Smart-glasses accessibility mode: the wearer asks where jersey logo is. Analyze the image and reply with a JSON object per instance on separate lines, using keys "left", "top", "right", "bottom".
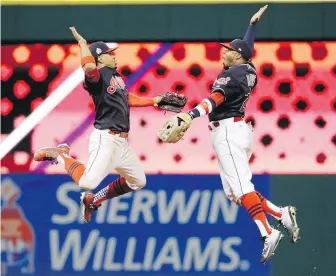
{"left": 215, "top": 77, "right": 231, "bottom": 85}
{"left": 246, "top": 74, "right": 256, "bottom": 89}
{"left": 107, "top": 77, "right": 117, "bottom": 94}
{"left": 107, "top": 76, "right": 126, "bottom": 94}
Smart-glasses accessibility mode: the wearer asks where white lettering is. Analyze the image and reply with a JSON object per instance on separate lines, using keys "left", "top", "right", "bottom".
{"left": 106, "top": 194, "right": 131, "bottom": 223}
{"left": 143, "top": 238, "right": 156, "bottom": 271}
{"left": 49, "top": 233, "right": 245, "bottom": 272}
{"left": 51, "top": 183, "right": 80, "bottom": 224}
{"left": 197, "top": 190, "right": 211, "bottom": 223}
{"left": 153, "top": 238, "right": 181, "bottom": 271}
{"left": 183, "top": 237, "right": 220, "bottom": 271}
{"left": 50, "top": 229, "right": 99, "bottom": 271}
{"left": 209, "top": 191, "right": 239, "bottom": 224}
{"left": 104, "top": 238, "right": 122, "bottom": 271}
{"left": 158, "top": 191, "right": 200, "bottom": 224}
{"left": 93, "top": 238, "right": 106, "bottom": 271}
{"left": 124, "top": 238, "right": 141, "bottom": 271}
{"left": 129, "top": 191, "right": 156, "bottom": 223}
{"left": 219, "top": 237, "right": 241, "bottom": 271}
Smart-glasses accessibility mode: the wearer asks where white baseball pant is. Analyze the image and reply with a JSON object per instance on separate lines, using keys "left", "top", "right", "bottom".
{"left": 210, "top": 118, "right": 255, "bottom": 204}
{"left": 78, "top": 128, "right": 146, "bottom": 191}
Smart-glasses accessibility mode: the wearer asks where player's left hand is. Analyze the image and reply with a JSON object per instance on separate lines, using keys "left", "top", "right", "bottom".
{"left": 250, "top": 5, "right": 268, "bottom": 25}
{"left": 157, "top": 112, "right": 192, "bottom": 143}
{"left": 69, "top": 26, "right": 86, "bottom": 43}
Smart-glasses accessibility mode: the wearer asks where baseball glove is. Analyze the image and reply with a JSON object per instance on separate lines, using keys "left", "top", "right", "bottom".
{"left": 156, "top": 92, "right": 187, "bottom": 113}
{"left": 157, "top": 113, "right": 192, "bottom": 143}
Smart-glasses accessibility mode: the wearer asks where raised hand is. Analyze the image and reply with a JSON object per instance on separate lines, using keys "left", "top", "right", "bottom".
{"left": 250, "top": 5, "right": 268, "bottom": 25}
{"left": 69, "top": 26, "right": 86, "bottom": 43}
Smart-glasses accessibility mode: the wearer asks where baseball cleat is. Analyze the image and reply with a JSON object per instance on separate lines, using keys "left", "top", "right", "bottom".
{"left": 33, "top": 143, "right": 69, "bottom": 163}
{"left": 80, "top": 192, "right": 100, "bottom": 223}
{"left": 34, "top": 144, "right": 70, "bottom": 163}
{"left": 260, "top": 228, "right": 284, "bottom": 264}
{"left": 280, "top": 206, "right": 300, "bottom": 243}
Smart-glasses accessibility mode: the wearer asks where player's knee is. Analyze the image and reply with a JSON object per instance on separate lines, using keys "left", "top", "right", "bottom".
{"left": 78, "top": 180, "right": 94, "bottom": 191}
{"left": 135, "top": 174, "right": 146, "bottom": 189}
{"left": 128, "top": 174, "right": 146, "bottom": 190}
{"left": 225, "top": 192, "right": 242, "bottom": 206}
{"left": 78, "top": 174, "right": 100, "bottom": 191}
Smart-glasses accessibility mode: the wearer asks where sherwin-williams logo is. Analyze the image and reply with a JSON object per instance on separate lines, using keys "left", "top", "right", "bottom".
{"left": 1, "top": 178, "right": 35, "bottom": 275}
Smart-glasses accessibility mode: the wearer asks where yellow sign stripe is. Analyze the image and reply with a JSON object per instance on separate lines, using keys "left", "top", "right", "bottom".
{"left": 2, "top": 0, "right": 335, "bottom": 6}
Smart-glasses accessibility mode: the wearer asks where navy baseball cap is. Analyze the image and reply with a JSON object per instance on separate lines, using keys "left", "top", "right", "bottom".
{"left": 89, "top": 41, "right": 118, "bottom": 58}
{"left": 220, "top": 39, "right": 252, "bottom": 60}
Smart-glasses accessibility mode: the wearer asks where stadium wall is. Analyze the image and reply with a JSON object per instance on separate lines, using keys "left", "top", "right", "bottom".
{"left": 2, "top": 3, "right": 336, "bottom": 42}
{"left": 271, "top": 175, "right": 336, "bottom": 276}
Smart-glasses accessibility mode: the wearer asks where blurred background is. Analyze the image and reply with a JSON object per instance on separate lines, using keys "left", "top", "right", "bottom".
{"left": 1, "top": 0, "right": 335, "bottom": 276}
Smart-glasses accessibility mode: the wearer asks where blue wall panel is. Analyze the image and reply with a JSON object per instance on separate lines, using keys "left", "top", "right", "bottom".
{"left": 1, "top": 174, "right": 270, "bottom": 276}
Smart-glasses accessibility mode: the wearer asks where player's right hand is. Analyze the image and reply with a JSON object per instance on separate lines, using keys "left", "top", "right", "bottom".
{"left": 250, "top": 5, "right": 268, "bottom": 25}
{"left": 69, "top": 26, "right": 86, "bottom": 43}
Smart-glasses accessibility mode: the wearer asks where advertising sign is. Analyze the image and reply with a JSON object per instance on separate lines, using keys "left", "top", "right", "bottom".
{"left": 1, "top": 174, "right": 270, "bottom": 276}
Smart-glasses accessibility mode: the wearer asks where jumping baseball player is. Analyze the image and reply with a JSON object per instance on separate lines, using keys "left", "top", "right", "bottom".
{"left": 158, "top": 5, "right": 300, "bottom": 264}
{"left": 33, "top": 27, "right": 186, "bottom": 223}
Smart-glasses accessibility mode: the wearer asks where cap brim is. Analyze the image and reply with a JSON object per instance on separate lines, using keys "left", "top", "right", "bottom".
{"left": 105, "top": 46, "right": 118, "bottom": 53}
{"left": 219, "top": 43, "right": 236, "bottom": 51}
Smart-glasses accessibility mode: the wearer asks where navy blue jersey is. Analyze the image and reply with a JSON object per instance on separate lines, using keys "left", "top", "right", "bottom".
{"left": 84, "top": 67, "right": 130, "bottom": 132}
{"left": 209, "top": 62, "right": 257, "bottom": 122}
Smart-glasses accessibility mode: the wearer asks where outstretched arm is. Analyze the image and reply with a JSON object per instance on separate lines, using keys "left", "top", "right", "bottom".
{"left": 128, "top": 93, "right": 162, "bottom": 107}
{"left": 243, "top": 25, "right": 257, "bottom": 53}
{"left": 243, "top": 5, "right": 268, "bottom": 53}
{"left": 188, "top": 92, "right": 225, "bottom": 119}
{"left": 70, "top": 26, "right": 99, "bottom": 82}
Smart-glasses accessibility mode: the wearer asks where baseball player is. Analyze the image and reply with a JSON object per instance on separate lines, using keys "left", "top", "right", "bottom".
{"left": 158, "top": 5, "right": 300, "bottom": 263}
{"left": 33, "top": 27, "right": 186, "bottom": 223}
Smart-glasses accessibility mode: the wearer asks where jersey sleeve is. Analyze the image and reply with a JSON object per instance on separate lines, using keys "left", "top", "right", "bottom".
{"left": 211, "top": 71, "right": 238, "bottom": 99}
{"left": 83, "top": 71, "right": 103, "bottom": 94}
{"left": 85, "top": 68, "right": 100, "bottom": 83}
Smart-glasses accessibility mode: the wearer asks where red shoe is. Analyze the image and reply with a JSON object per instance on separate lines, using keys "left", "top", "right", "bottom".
{"left": 80, "top": 192, "right": 100, "bottom": 223}
{"left": 33, "top": 143, "right": 70, "bottom": 163}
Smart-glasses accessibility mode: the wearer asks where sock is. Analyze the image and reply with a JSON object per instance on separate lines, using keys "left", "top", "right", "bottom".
{"left": 256, "top": 192, "right": 282, "bottom": 220}
{"left": 93, "top": 177, "right": 133, "bottom": 205}
{"left": 241, "top": 192, "right": 272, "bottom": 237}
{"left": 59, "top": 153, "right": 86, "bottom": 184}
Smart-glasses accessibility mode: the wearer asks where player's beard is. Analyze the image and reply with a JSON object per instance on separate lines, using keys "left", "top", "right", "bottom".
{"left": 223, "top": 59, "right": 230, "bottom": 70}
{"left": 223, "top": 62, "right": 229, "bottom": 70}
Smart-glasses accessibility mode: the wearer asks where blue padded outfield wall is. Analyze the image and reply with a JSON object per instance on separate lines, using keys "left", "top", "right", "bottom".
{"left": 1, "top": 174, "right": 270, "bottom": 276}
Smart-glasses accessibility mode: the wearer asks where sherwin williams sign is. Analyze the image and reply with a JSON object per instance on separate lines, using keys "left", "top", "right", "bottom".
{"left": 1, "top": 174, "right": 270, "bottom": 276}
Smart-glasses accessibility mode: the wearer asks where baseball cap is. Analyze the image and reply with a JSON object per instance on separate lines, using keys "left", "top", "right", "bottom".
{"left": 220, "top": 39, "right": 252, "bottom": 60}
{"left": 89, "top": 41, "right": 118, "bottom": 58}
